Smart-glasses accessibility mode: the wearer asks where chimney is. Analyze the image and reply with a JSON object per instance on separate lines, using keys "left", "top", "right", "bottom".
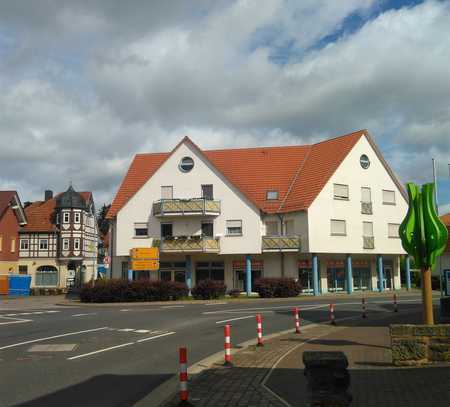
{"left": 45, "top": 190, "right": 53, "bottom": 201}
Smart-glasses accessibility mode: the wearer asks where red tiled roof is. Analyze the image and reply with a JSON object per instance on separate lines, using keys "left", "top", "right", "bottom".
{"left": 22, "top": 192, "right": 92, "bottom": 232}
{"left": 107, "top": 130, "right": 402, "bottom": 218}
{"left": 0, "top": 191, "right": 16, "bottom": 219}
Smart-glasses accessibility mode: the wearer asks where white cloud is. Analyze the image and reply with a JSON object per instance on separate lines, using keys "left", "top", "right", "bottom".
{"left": 0, "top": 0, "right": 448, "bottom": 208}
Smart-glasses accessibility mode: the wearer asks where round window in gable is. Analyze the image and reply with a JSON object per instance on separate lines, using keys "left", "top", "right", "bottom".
{"left": 360, "top": 154, "right": 370, "bottom": 169}
{"left": 179, "top": 156, "right": 195, "bottom": 173}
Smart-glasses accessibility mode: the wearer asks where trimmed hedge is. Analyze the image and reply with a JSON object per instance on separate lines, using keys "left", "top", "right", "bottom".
{"left": 79, "top": 279, "right": 188, "bottom": 303}
{"left": 191, "top": 279, "right": 227, "bottom": 300}
{"left": 254, "top": 278, "right": 301, "bottom": 298}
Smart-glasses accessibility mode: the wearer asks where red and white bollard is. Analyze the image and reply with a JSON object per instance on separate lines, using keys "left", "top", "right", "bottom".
{"left": 293, "top": 307, "right": 301, "bottom": 334}
{"left": 329, "top": 304, "right": 336, "bottom": 325}
{"left": 224, "top": 324, "right": 232, "bottom": 366}
{"left": 393, "top": 293, "right": 398, "bottom": 312}
{"left": 256, "top": 314, "right": 264, "bottom": 346}
{"left": 362, "top": 297, "right": 367, "bottom": 319}
{"left": 179, "top": 347, "right": 189, "bottom": 403}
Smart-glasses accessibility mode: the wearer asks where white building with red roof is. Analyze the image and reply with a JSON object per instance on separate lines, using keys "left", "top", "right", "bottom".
{"left": 18, "top": 187, "right": 98, "bottom": 290}
{"left": 107, "top": 130, "right": 408, "bottom": 295}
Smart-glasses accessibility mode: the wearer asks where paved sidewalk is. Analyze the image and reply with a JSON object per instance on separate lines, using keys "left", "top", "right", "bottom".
{"left": 164, "top": 309, "right": 450, "bottom": 407}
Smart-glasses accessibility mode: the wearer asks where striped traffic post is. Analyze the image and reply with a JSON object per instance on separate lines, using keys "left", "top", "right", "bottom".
{"left": 329, "top": 303, "right": 336, "bottom": 325}
{"left": 293, "top": 307, "right": 301, "bottom": 334}
{"left": 393, "top": 293, "right": 398, "bottom": 312}
{"left": 224, "top": 324, "right": 232, "bottom": 366}
{"left": 256, "top": 314, "right": 264, "bottom": 346}
{"left": 179, "top": 347, "right": 189, "bottom": 403}
{"left": 362, "top": 297, "right": 367, "bottom": 319}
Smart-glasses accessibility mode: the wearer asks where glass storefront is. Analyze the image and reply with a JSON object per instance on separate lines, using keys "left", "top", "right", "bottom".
{"left": 353, "top": 267, "right": 371, "bottom": 291}
{"left": 233, "top": 260, "right": 263, "bottom": 291}
{"left": 159, "top": 261, "right": 186, "bottom": 283}
{"left": 298, "top": 268, "right": 314, "bottom": 293}
{"left": 196, "top": 261, "right": 224, "bottom": 283}
{"left": 327, "top": 267, "right": 346, "bottom": 292}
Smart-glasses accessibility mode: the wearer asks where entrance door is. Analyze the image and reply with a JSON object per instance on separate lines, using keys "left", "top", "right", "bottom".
{"left": 384, "top": 266, "right": 393, "bottom": 290}
{"left": 298, "top": 268, "right": 313, "bottom": 293}
{"left": 327, "top": 268, "right": 345, "bottom": 292}
{"left": 236, "top": 269, "right": 262, "bottom": 292}
{"left": 353, "top": 268, "right": 371, "bottom": 291}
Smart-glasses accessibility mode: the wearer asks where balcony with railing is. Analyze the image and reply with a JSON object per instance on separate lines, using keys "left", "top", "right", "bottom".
{"left": 153, "top": 198, "right": 221, "bottom": 217}
{"left": 363, "top": 236, "right": 375, "bottom": 249}
{"left": 154, "top": 236, "right": 220, "bottom": 253}
{"left": 262, "top": 236, "right": 301, "bottom": 252}
{"left": 361, "top": 201, "right": 373, "bottom": 215}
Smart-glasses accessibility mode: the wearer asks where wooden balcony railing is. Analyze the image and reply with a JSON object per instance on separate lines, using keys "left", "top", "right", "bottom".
{"left": 262, "top": 236, "right": 301, "bottom": 252}
{"left": 154, "top": 236, "right": 220, "bottom": 253}
{"left": 153, "top": 198, "right": 220, "bottom": 216}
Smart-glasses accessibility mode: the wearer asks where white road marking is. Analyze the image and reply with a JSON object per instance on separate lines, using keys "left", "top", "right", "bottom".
{"left": 215, "top": 315, "right": 255, "bottom": 324}
{"left": 161, "top": 305, "right": 185, "bottom": 309}
{"left": 204, "top": 304, "right": 326, "bottom": 315}
{"left": 72, "top": 313, "right": 97, "bottom": 317}
{"left": 0, "top": 327, "right": 108, "bottom": 351}
{"left": 120, "top": 309, "right": 131, "bottom": 312}
{"left": 0, "top": 316, "right": 32, "bottom": 326}
{"left": 68, "top": 331, "right": 176, "bottom": 360}
{"left": 118, "top": 328, "right": 135, "bottom": 332}
{"left": 45, "top": 310, "right": 60, "bottom": 313}
{"left": 4, "top": 314, "right": 17, "bottom": 316}
{"left": 136, "top": 331, "right": 176, "bottom": 343}
{"left": 205, "top": 302, "right": 228, "bottom": 306}
{"left": 134, "top": 329, "right": 150, "bottom": 334}
{"left": 68, "top": 342, "right": 135, "bottom": 360}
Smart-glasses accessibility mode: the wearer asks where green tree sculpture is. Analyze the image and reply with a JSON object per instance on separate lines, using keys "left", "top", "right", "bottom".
{"left": 399, "top": 182, "right": 448, "bottom": 324}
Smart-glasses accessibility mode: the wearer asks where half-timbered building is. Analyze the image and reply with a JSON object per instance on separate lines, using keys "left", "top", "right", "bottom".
{"left": 18, "top": 187, "right": 98, "bottom": 289}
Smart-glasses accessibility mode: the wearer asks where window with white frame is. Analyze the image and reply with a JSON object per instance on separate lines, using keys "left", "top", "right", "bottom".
{"left": 333, "top": 184, "right": 349, "bottom": 200}
{"left": 226, "top": 220, "right": 242, "bottom": 236}
{"left": 382, "top": 190, "right": 396, "bottom": 205}
{"left": 161, "top": 186, "right": 173, "bottom": 200}
{"left": 39, "top": 239, "right": 48, "bottom": 250}
{"left": 266, "top": 190, "right": 279, "bottom": 200}
{"left": 265, "top": 221, "right": 279, "bottom": 236}
{"left": 134, "top": 223, "right": 148, "bottom": 237}
{"left": 361, "top": 187, "right": 371, "bottom": 203}
{"left": 330, "top": 219, "right": 346, "bottom": 236}
{"left": 74, "top": 212, "right": 81, "bottom": 223}
{"left": 388, "top": 223, "right": 400, "bottom": 238}
{"left": 74, "top": 238, "right": 81, "bottom": 250}
{"left": 363, "top": 221, "right": 374, "bottom": 237}
{"left": 20, "top": 239, "right": 29, "bottom": 250}
{"left": 63, "top": 212, "right": 70, "bottom": 223}
{"left": 63, "top": 238, "right": 70, "bottom": 251}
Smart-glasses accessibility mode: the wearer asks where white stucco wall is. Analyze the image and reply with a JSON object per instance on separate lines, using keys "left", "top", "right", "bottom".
{"left": 115, "top": 141, "right": 262, "bottom": 256}
{"left": 308, "top": 135, "right": 408, "bottom": 255}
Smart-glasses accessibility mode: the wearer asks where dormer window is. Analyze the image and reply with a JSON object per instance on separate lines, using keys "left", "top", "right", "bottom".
{"left": 266, "top": 190, "right": 279, "bottom": 200}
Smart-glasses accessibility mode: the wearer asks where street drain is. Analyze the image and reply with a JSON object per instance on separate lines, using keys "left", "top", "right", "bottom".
{"left": 28, "top": 344, "right": 77, "bottom": 352}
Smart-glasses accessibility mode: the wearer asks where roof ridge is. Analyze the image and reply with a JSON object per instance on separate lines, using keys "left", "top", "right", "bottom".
{"left": 205, "top": 144, "right": 310, "bottom": 153}
{"left": 312, "top": 129, "right": 366, "bottom": 146}
{"left": 277, "top": 145, "right": 312, "bottom": 212}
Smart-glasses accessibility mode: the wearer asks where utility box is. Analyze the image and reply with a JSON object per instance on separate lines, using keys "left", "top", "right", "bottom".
{"left": 8, "top": 275, "right": 32, "bottom": 296}
{"left": 0, "top": 275, "right": 8, "bottom": 295}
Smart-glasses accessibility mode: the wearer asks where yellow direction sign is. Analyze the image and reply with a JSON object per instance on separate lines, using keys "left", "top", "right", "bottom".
{"left": 130, "top": 247, "right": 159, "bottom": 260}
{"left": 131, "top": 260, "right": 160, "bottom": 271}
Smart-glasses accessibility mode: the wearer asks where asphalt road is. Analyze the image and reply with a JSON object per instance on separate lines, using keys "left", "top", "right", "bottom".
{"left": 0, "top": 292, "right": 428, "bottom": 407}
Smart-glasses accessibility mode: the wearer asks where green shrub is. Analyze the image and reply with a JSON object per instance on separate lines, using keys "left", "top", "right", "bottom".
{"left": 254, "top": 278, "right": 301, "bottom": 298}
{"left": 192, "top": 279, "right": 226, "bottom": 300}
{"left": 79, "top": 279, "right": 188, "bottom": 302}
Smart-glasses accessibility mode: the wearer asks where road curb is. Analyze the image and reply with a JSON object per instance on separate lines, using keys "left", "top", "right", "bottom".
{"left": 133, "top": 323, "right": 322, "bottom": 407}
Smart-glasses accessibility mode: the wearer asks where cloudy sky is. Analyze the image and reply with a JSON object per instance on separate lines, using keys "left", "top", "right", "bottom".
{"left": 0, "top": 0, "right": 449, "bottom": 213}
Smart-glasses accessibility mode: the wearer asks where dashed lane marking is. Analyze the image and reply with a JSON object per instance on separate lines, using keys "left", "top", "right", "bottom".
{"left": 68, "top": 331, "right": 176, "bottom": 360}
{"left": 72, "top": 313, "right": 97, "bottom": 317}
{"left": 205, "top": 302, "right": 228, "bottom": 306}
{"left": 2, "top": 310, "right": 61, "bottom": 317}
{"left": 161, "top": 305, "right": 185, "bottom": 309}
{"left": 215, "top": 315, "right": 255, "bottom": 324}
